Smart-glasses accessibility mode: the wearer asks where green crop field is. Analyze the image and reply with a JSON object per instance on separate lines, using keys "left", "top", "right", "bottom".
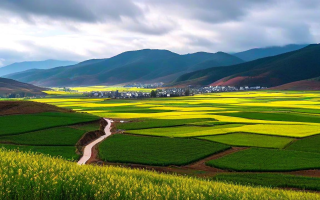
{"left": 199, "top": 133, "right": 295, "bottom": 148}
{"left": 286, "top": 134, "right": 320, "bottom": 153}
{"left": 70, "top": 122, "right": 100, "bottom": 132}
{"left": 207, "top": 148, "right": 320, "bottom": 171}
{"left": 0, "top": 127, "right": 86, "bottom": 146}
{"left": 218, "top": 112, "right": 320, "bottom": 124}
{"left": 99, "top": 134, "right": 230, "bottom": 166}
{"left": 0, "top": 112, "right": 99, "bottom": 136}
{"left": 0, "top": 144, "right": 78, "bottom": 160}
{"left": 214, "top": 173, "right": 320, "bottom": 191}
{"left": 126, "top": 124, "right": 243, "bottom": 137}
{"left": 116, "top": 118, "right": 207, "bottom": 130}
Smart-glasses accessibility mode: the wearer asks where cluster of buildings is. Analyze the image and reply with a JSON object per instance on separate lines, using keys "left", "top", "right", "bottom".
{"left": 85, "top": 90, "right": 151, "bottom": 98}
{"left": 123, "top": 82, "right": 164, "bottom": 88}
{"left": 85, "top": 85, "right": 266, "bottom": 99}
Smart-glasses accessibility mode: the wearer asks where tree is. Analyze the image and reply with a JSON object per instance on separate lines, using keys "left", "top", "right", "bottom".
{"left": 185, "top": 89, "right": 190, "bottom": 96}
{"left": 150, "top": 90, "right": 157, "bottom": 98}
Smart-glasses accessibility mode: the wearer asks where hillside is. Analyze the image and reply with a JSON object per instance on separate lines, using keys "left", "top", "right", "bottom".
{"left": 1, "top": 149, "right": 318, "bottom": 199}
{"left": 233, "top": 44, "right": 308, "bottom": 61}
{"left": 0, "top": 59, "right": 77, "bottom": 77}
{"left": 271, "top": 77, "right": 320, "bottom": 90}
{"left": 0, "top": 77, "right": 46, "bottom": 97}
{"left": 172, "top": 44, "right": 320, "bottom": 87}
{"left": 5, "top": 49, "right": 243, "bottom": 87}
{"left": 0, "top": 101, "right": 71, "bottom": 115}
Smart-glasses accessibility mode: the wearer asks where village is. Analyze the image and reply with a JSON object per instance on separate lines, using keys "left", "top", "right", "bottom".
{"left": 85, "top": 85, "right": 267, "bottom": 99}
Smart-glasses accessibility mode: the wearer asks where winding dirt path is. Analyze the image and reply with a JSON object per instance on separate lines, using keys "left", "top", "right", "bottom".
{"left": 78, "top": 118, "right": 113, "bottom": 165}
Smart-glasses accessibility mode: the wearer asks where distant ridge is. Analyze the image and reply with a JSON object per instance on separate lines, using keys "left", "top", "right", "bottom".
{"left": 5, "top": 49, "right": 243, "bottom": 87}
{"left": 233, "top": 44, "right": 309, "bottom": 61}
{"left": 0, "top": 59, "right": 77, "bottom": 77}
{"left": 172, "top": 44, "right": 320, "bottom": 88}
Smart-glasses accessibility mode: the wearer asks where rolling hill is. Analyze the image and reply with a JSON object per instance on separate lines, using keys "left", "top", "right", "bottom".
{"left": 233, "top": 44, "right": 309, "bottom": 61}
{"left": 5, "top": 49, "right": 243, "bottom": 87}
{"left": 172, "top": 44, "right": 320, "bottom": 88}
{"left": 0, "top": 77, "right": 46, "bottom": 97}
{"left": 271, "top": 76, "right": 320, "bottom": 90}
{"left": 0, "top": 59, "right": 77, "bottom": 77}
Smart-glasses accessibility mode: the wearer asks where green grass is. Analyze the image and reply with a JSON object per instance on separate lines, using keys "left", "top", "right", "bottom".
{"left": 116, "top": 118, "right": 207, "bottom": 130}
{"left": 218, "top": 112, "right": 320, "bottom": 124}
{"left": 0, "top": 127, "right": 86, "bottom": 146}
{"left": 70, "top": 122, "right": 100, "bottom": 132}
{"left": 206, "top": 148, "right": 320, "bottom": 171}
{"left": 286, "top": 134, "right": 320, "bottom": 153}
{"left": 0, "top": 144, "right": 79, "bottom": 160}
{"left": 199, "top": 133, "right": 295, "bottom": 148}
{"left": 99, "top": 134, "right": 230, "bottom": 166}
{"left": 214, "top": 173, "right": 320, "bottom": 191}
{"left": 0, "top": 112, "right": 99, "bottom": 136}
{"left": 127, "top": 124, "right": 242, "bottom": 137}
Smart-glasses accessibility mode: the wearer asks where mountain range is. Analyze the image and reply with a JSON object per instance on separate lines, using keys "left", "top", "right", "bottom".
{"left": 0, "top": 59, "right": 77, "bottom": 77}
{"left": 233, "top": 44, "right": 308, "bottom": 61}
{"left": 5, "top": 49, "right": 243, "bottom": 87}
{"left": 172, "top": 44, "right": 320, "bottom": 89}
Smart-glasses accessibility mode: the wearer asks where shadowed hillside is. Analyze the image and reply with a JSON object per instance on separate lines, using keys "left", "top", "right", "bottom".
{"left": 172, "top": 44, "right": 320, "bottom": 88}
{"left": 5, "top": 49, "right": 243, "bottom": 87}
{"left": 0, "top": 77, "right": 46, "bottom": 97}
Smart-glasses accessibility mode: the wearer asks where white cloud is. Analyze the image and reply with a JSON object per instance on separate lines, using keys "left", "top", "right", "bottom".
{"left": 0, "top": 0, "right": 319, "bottom": 66}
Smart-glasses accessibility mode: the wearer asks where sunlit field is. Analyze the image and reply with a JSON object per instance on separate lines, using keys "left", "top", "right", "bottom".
{"left": 33, "top": 90, "right": 320, "bottom": 139}
{"left": 1, "top": 149, "right": 319, "bottom": 200}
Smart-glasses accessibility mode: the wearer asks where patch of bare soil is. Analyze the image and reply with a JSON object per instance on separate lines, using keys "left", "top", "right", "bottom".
{"left": 287, "top": 169, "right": 320, "bottom": 178}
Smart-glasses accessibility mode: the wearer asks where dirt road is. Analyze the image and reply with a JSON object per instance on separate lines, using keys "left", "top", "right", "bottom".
{"left": 78, "top": 118, "right": 113, "bottom": 165}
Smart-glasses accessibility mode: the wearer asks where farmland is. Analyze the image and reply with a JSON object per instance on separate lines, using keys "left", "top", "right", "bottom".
{"left": 2, "top": 90, "right": 320, "bottom": 194}
{"left": 207, "top": 148, "right": 320, "bottom": 171}
{"left": 1, "top": 148, "right": 319, "bottom": 200}
{"left": 99, "top": 134, "right": 230, "bottom": 166}
{"left": 0, "top": 101, "right": 101, "bottom": 160}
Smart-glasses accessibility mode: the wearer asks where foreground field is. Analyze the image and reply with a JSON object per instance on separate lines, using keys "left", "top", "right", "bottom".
{"left": 1, "top": 149, "right": 319, "bottom": 200}
{"left": 214, "top": 173, "right": 320, "bottom": 191}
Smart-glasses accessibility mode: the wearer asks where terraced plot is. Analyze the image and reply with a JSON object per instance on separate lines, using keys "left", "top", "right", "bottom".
{"left": 0, "top": 112, "right": 99, "bottom": 136}
{"left": 286, "top": 134, "right": 320, "bottom": 153}
{"left": 207, "top": 148, "right": 320, "bottom": 171}
{"left": 199, "top": 133, "right": 295, "bottom": 148}
{"left": 127, "top": 124, "right": 242, "bottom": 137}
{"left": 0, "top": 127, "right": 86, "bottom": 146}
{"left": 99, "top": 134, "right": 230, "bottom": 166}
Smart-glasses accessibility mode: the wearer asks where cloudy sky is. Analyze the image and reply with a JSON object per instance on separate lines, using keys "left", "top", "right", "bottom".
{"left": 0, "top": 0, "right": 319, "bottom": 66}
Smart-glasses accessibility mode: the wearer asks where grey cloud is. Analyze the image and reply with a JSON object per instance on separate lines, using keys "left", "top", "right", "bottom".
{"left": 0, "top": 0, "right": 143, "bottom": 23}
{"left": 139, "top": 0, "right": 274, "bottom": 23}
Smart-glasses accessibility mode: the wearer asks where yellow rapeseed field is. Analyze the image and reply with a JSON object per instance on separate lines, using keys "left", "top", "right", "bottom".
{"left": 0, "top": 149, "right": 319, "bottom": 200}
